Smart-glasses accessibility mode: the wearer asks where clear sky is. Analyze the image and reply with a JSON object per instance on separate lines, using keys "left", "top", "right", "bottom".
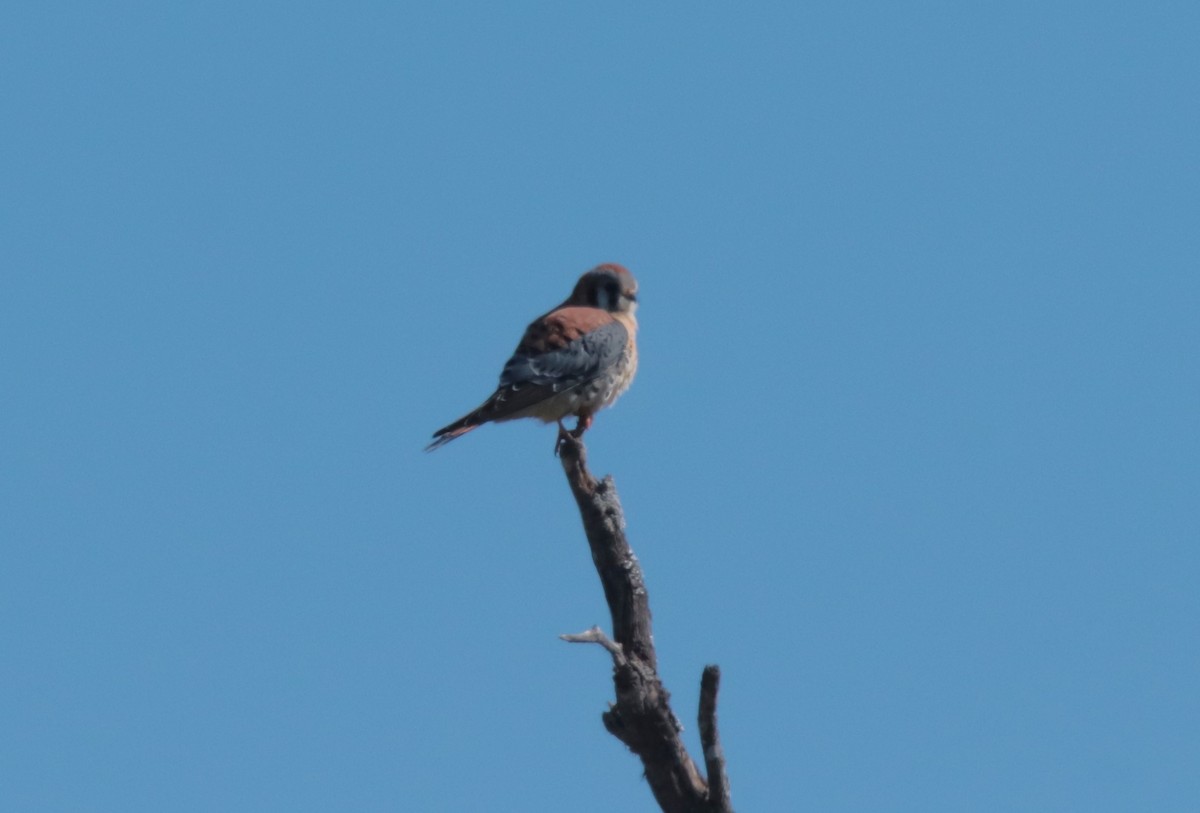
{"left": 3, "top": 3, "right": 1197, "bottom": 811}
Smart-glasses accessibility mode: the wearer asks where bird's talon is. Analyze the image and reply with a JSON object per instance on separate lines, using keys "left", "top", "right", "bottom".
{"left": 554, "top": 422, "right": 571, "bottom": 456}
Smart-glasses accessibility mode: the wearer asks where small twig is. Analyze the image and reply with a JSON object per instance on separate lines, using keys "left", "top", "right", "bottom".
{"left": 560, "top": 626, "right": 628, "bottom": 667}
{"left": 698, "top": 666, "right": 732, "bottom": 813}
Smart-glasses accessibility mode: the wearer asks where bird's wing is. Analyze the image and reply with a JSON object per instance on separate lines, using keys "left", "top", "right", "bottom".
{"left": 500, "top": 306, "right": 628, "bottom": 390}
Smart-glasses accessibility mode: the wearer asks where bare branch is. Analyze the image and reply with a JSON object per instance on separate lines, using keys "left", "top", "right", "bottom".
{"left": 699, "top": 665, "right": 733, "bottom": 813}
{"left": 557, "top": 432, "right": 734, "bottom": 813}
{"left": 557, "top": 432, "right": 655, "bottom": 667}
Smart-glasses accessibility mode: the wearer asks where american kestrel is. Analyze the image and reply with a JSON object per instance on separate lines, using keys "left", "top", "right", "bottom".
{"left": 426, "top": 263, "right": 639, "bottom": 451}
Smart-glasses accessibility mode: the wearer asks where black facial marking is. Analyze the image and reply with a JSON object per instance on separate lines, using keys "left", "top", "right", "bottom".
{"left": 606, "top": 282, "right": 620, "bottom": 308}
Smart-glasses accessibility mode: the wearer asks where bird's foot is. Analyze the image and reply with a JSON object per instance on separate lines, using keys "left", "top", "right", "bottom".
{"left": 570, "top": 414, "right": 593, "bottom": 439}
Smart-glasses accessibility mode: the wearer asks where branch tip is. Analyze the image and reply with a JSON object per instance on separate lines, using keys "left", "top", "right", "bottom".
{"left": 698, "top": 664, "right": 733, "bottom": 812}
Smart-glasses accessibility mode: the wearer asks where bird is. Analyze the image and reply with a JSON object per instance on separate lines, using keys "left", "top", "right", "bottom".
{"left": 426, "top": 263, "right": 639, "bottom": 451}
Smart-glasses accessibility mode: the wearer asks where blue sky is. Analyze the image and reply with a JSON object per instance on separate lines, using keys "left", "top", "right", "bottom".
{"left": 3, "top": 3, "right": 1197, "bottom": 811}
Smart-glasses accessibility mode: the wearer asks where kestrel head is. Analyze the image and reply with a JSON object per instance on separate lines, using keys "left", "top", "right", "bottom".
{"left": 567, "top": 263, "right": 639, "bottom": 315}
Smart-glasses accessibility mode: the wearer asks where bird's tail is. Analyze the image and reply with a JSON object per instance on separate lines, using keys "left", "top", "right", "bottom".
{"left": 425, "top": 412, "right": 484, "bottom": 451}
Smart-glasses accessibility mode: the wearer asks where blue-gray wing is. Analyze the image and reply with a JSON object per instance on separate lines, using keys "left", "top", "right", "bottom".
{"left": 500, "top": 319, "right": 628, "bottom": 392}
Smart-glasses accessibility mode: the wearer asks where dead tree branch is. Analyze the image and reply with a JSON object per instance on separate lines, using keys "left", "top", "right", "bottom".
{"left": 698, "top": 666, "right": 732, "bottom": 811}
{"left": 557, "top": 432, "right": 734, "bottom": 813}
